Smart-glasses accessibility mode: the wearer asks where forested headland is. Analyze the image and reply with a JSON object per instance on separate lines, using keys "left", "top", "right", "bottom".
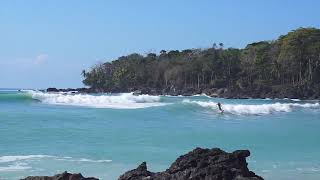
{"left": 81, "top": 28, "right": 320, "bottom": 99}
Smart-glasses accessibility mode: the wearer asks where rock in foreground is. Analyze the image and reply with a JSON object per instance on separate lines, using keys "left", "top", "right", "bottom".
{"left": 119, "top": 147, "right": 263, "bottom": 180}
{"left": 21, "top": 171, "right": 99, "bottom": 180}
{"left": 21, "top": 148, "right": 263, "bottom": 180}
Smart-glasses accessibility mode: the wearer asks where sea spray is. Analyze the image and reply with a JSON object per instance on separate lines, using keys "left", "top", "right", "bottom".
{"left": 28, "top": 91, "right": 167, "bottom": 109}
{"left": 183, "top": 99, "right": 319, "bottom": 115}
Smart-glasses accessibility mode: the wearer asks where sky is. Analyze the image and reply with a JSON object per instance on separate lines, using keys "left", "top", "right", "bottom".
{"left": 0, "top": 0, "right": 319, "bottom": 89}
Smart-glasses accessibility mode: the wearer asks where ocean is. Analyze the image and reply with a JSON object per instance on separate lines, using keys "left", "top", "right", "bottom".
{"left": 0, "top": 90, "right": 319, "bottom": 180}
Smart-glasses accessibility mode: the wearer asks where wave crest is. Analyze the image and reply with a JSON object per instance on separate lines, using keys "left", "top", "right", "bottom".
{"left": 183, "top": 99, "right": 319, "bottom": 115}
{"left": 0, "top": 163, "right": 31, "bottom": 172}
{"left": 0, "top": 154, "right": 112, "bottom": 172}
{"left": 29, "top": 91, "right": 166, "bottom": 109}
{"left": 0, "top": 155, "right": 52, "bottom": 163}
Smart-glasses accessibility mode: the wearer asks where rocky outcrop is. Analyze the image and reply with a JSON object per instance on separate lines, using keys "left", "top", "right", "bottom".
{"left": 118, "top": 162, "right": 154, "bottom": 180}
{"left": 46, "top": 87, "right": 93, "bottom": 93}
{"left": 119, "top": 147, "right": 263, "bottom": 180}
{"left": 45, "top": 84, "right": 320, "bottom": 100}
{"left": 46, "top": 87, "right": 59, "bottom": 92}
{"left": 21, "top": 171, "right": 98, "bottom": 180}
{"left": 22, "top": 148, "right": 262, "bottom": 180}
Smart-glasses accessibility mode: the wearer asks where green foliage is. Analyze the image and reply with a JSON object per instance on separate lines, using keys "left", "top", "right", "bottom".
{"left": 82, "top": 28, "right": 320, "bottom": 90}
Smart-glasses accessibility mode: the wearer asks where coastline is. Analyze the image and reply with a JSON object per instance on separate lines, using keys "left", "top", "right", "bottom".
{"left": 45, "top": 85, "right": 320, "bottom": 100}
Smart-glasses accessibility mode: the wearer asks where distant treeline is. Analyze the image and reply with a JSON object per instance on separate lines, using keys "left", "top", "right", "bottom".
{"left": 82, "top": 28, "right": 320, "bottom": 94}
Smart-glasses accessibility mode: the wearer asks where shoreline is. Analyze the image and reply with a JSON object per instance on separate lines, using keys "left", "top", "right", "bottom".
{"left": 44, "top": 86, "right": 320, "bottom": 100}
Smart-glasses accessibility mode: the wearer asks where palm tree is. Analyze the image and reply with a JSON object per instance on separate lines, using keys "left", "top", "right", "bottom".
{"left": 219, "top": 43, "right": 224, "bottom": 49}
{"left": 81, "top": 70, "right": 86, "bottom": 78}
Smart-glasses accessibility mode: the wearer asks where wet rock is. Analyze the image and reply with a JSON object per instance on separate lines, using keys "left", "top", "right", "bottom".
{"left": 118, "top": 162, "right": 154, "bottom": 180}
{"left": 119, "top": 147, "right": 263, "bottom": 180}
{"left": 181, "top": 88, "right": 196, "bottom": 96}
{"left": 133, "top": 90, "right": 142, "bottom": 95}
{"left": 46, "top": 87, "right": 59, "bottom": 92}
{"left": 21, "top": 171, "right": 99, "bottom": 180}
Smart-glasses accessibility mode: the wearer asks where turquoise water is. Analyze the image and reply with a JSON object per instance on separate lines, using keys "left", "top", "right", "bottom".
{"left": 0, "top": 90, "right": 319, "bottom": 180}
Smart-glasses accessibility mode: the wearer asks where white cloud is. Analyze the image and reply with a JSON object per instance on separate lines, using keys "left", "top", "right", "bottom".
{"left": 33, "top": 54, "right": 49, "bottom": 65}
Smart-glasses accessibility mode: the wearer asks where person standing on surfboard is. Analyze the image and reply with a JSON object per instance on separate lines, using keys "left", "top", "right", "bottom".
{"left": 217, "top": 102, "right": 224, "bottom": 113}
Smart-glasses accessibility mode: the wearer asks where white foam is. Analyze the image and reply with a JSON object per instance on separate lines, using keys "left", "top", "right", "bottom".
{"left": 192, "top": 93, "right": 211, "bottom": 98}
{"left": 55, "top": 157, "right": 112, "bottom": 163}
{"left": 183, "top": 99, "right": 319, "bottom": 115}
{"left": 0, "top": 155, "right": 112, "bottom": 164}
{"left": 192, "top": 94, "right": 202, "bottom": 97}
{"left": 0, "top": 155, "right": 112, "bottom": 172}
{"left": 28, "top": 91, "right": 166, "bottom": 109}
{"left": 0, "top": 155, "right": 52, "bottom": 163}
{"left": 76, "top": 158, "right": 112, "bottom": 163}
{"left": 0, "top": 163, "right": 31, "bottom": 172}
{"left": 296, "top": 167, "right": 320, "bottom": 172}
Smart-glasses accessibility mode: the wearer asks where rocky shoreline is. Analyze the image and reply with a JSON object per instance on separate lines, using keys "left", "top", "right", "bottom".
{"left": 22, "top": 171, "right": 98, "bottom": 180}
{"left": 22, "top": 147, "right": 263, "bottom": 180}
{"left": 46, "top": 84, "right": 320, "bottom": 100}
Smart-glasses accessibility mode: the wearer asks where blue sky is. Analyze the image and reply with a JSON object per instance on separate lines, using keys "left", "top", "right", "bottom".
{"left": 0, "top": 0, "right": 319, "bottom": 89}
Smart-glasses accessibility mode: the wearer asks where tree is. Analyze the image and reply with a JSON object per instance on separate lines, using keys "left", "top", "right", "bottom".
{"left": 82, "top": 27, "right": 320, "bottom": 97}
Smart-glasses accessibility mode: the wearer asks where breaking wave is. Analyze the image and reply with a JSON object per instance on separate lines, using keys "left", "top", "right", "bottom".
{"left": 0, "top": 155, "right": 52, "bottom": 163}
{"left": 0, "top": 91, "right": 33, "bottom": 102}
{"left": 0, "top": 163, "right": 31, "bottom": 172}
{"left": 183, "top": 99, "right": 319, "bottom": 115}
{"left": 0, "top": 154, "right": 112, "bottom": 172}
{"left": 28, "top": 91, "right": 166, "bottom": 109}
{"left": 57, "top": 158, "right": 112, "bottom": 163}
{"left": 0, "top": 155, "right": 111, "bottom": 163}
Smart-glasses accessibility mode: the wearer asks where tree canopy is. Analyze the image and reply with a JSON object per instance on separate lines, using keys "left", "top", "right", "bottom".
{"left": 82, "top": 28, "right": 320, "bottom": 93}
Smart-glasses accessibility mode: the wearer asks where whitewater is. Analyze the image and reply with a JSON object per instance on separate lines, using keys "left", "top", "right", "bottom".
{"left": 25, "top": 90, "right": 320, "bottom": 115}
{"left": 29, "top": 91, "right": 166, "bottom": 109}
{"left": 183, "top": 99, "right": 319, "bottom": 115}
{"left": 1, "top": 90, "right": 320, "bottom": 180}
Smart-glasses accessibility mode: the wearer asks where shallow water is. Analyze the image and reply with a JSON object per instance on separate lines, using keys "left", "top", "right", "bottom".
{"left": 0, "top": 90, "right": 319, "bottom": 179}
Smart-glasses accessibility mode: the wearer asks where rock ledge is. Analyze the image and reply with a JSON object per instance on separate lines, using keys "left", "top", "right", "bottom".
{"left": 21, "top": 171, "right": 98, "bottom": 180}
{"left": 119, "top": 147, "right": 263, "bottom": 180}
{"left": 21, "top": 147, "right": 263, "bottom": 180}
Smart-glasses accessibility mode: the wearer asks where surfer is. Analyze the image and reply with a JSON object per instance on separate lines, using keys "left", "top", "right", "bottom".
{"left": 217, "top": 102, "right": 224, "bottom": 113}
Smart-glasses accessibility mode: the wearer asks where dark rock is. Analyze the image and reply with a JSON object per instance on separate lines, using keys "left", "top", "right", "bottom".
{"left": 44, "top": 81, "right": 320, "bottom": 99}
{"left": 140, "top": 87, "right": 151, "bottom": 94}
{"left": 149, "top": 89, "right": 162, "bottom": 95}
{"left": 118, "top": 162, "right": 154, "bottom": 180}
{"left": 162, "top": 87, "right": 171, "bottom": 94}
{"left": 59, "top": 88, "right": 76, "bottom": 92}
{"left": 181, "top": 87, "right": 196, "bottom": 96}
{"left": 216, "top": 88, "right": 227, "bottom": 95}
{"left": 21, "top": 171, "right": 99, "bottom": 180}
{"left": 168, "top": 90, "right": 181, "bottom": 96}
{"left": 119, "top": 147, "right": 263, "bottom": 180}
{"left": 133, "top": 90, "right": 142, "bottom": 95}
{"left": 46, "top": 88, "right": 59, "bottom": 92}
{"left": 76, "top": 88, "right": 90, "bottom": 93}
{"left": 202, "top": 88, "right": 218, "bottom": 97}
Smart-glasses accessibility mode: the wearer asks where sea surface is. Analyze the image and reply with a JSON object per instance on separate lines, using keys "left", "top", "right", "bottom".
{"left": 0, "top": 89, "right": 320, "bottom": 180}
